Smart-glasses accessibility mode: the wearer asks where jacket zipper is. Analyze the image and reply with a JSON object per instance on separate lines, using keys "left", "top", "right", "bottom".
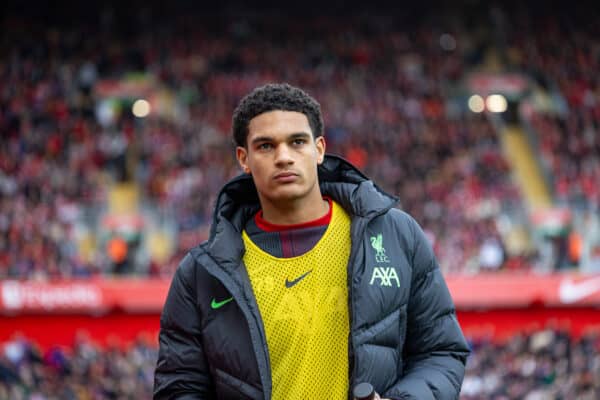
{"left": 203, "top": 256, "right": 272, "bottom": 400}
{"left": 347, "top": 218, "right": 367, "bottom": 400}
{"left": 347, "top": 207, "right": 394, "bottom": 400}
{"left": 240, "top": 269, "right": 273, "bottom": 400}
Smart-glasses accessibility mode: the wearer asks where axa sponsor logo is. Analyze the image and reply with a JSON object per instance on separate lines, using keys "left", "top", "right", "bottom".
{"left": 369, "top": 267, "right": 400, "bottom": 288}
{"left": 370, "top": 233, "right": 389, "bottom": 263}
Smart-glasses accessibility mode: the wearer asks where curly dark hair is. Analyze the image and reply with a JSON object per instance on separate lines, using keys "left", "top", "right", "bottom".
{"left": 232, "top": 83, "right": 324, "bottom": 147}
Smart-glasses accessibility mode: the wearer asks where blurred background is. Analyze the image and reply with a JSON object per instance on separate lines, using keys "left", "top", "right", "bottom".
{"left": 0, "top": 0, "right": 599, "bottom": 398}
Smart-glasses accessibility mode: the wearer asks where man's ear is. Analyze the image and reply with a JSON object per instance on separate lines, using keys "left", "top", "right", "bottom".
{"left": 236, "top": 146, "right": 251, "bottom": 174}
{"left": 315, "top": 136, "right": 326, "bottom": 164}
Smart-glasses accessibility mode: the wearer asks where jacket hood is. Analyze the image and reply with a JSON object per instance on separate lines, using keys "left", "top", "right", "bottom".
{"left": 210, "top": 154, "right": 397, "bottom": 236}
{"left": 205, "top": 154, "right": 398, "bottom": 265}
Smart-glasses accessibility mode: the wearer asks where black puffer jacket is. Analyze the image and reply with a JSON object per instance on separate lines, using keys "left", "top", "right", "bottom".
{"left": 154, "top": 155, "right": 470, "bottom": 400}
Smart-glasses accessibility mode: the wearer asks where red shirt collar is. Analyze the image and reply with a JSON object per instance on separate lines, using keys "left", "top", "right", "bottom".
{"left": 254, "top": 197, "right": 333, "bottom": 232}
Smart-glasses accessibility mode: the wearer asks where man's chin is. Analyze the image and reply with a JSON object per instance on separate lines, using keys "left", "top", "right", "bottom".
{"left": 266, "top": 189, "right": 306, "bottom": 203}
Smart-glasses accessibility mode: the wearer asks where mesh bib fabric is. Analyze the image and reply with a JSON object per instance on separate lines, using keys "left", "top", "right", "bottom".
{"left": 242, "top": 201, "right": 351, "bottom": 400}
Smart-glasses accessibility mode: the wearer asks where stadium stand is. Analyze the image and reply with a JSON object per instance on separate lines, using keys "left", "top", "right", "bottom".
{"left": 0, "top": 2, "right": 530, "bottom": 279}
{"left": 0, "top": 333, "right": 157, "bottom": 399}
{"left": 2, "top": 328, "right": 599, "bottom": 399}
{"left": 462, "top": 329, "right": 600, "bottom": 399}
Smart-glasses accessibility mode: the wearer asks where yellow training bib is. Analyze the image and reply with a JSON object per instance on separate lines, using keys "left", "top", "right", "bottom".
{"left": 243, "top": 201, "right": 351, "bottom": 400}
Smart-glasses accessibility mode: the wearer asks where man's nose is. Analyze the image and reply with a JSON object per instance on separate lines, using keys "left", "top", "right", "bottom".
{"left": 274, "top": 144, "right": 294, "bottom": 166}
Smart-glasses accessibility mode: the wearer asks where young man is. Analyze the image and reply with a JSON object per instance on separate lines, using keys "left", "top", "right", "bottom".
{"left": 154, "top": 83, "right": 470, "bottom": 399}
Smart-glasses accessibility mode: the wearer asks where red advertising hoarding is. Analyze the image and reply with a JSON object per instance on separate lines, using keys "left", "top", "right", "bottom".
{"left": 2, "top": 274, "right": 600, "bottom": 348}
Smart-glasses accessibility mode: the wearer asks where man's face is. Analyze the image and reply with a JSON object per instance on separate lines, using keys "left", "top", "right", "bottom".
{"left": 236, "top": 110, "right": 325, "bottom": 206}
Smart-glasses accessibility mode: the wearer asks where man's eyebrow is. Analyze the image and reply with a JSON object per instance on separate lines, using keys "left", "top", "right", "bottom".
{"left": 289, "top": 132, "right": 312, "bottom": 139}
{"left": 249, "top": 135, "right": 273, "bottom": 145}
{"left": 250, "top": 132, "right": 311, "bottom": 144}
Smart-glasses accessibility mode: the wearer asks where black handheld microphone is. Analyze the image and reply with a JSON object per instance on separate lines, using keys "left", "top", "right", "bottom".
{"left": 353, "top": 382, "right": 375, "bottom": 400}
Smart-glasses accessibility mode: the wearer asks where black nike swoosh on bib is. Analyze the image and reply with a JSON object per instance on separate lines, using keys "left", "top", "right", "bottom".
{"left": 285, "top": 270, "right": 313, "bottom": 288}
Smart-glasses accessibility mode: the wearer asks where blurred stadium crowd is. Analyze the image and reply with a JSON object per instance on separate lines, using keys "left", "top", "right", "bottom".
{"left": 5, "top": 2, "right": 597, "bottom": 280}
{"left": 1, "top": 0, "right": 599, "bottom": 398}
{"left": 462, "top": 329, "right": 600, "bottom": 399}
{"left": 1, "top": 328, "right": 599, "bottom": 399}
{"left": 513, "top": 24, "right": 600, "bottom": 208}
{"left": 0, "top": 333, "right": 156, "bottom": 399}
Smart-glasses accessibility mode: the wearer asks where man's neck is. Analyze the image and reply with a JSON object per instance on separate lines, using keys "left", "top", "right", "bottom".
{"left": 259, "top": 195, "right": 330, "bottom": 226}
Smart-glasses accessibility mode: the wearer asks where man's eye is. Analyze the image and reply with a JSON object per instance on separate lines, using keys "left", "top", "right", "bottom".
{"left": 258, "top": 143, "right": 273, "bottom": 150}
{"left": 292, "top": 139, "right": 306, "bottom": 145}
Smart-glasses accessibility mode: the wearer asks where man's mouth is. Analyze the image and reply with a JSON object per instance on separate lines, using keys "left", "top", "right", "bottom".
{"left": 273, "top": 172, "right": 298, "bottom": 182}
